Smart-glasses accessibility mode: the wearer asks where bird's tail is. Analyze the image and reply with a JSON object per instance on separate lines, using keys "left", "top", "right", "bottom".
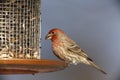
{"left": 88, "top": 61, "right": 107, "bottom": 74}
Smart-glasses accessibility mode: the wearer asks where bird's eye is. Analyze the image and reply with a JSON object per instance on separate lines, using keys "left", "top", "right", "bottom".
{"left": 51, "top": 31, "right": 55, "bottom": 34}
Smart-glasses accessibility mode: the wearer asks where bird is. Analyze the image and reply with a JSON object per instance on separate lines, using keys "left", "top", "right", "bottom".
{"left": 45, "top": 28, "right": 107, "bottom": 74}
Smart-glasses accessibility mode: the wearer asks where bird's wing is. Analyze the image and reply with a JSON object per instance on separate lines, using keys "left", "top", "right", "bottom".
{"left": 64, "top": 37, "right": 93, "bottom": 61}
{"left": 67, "top": 44, "right": 93, "bottom": 61}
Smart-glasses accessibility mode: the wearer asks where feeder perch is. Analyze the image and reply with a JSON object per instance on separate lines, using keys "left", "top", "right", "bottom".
{"left": 0, "top": 0, "right": 67, "bottom": 74}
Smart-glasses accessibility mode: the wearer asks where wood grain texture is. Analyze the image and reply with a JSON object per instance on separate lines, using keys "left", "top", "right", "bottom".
{"left": 0, "top": 59, "right": 67, "bottom": 74}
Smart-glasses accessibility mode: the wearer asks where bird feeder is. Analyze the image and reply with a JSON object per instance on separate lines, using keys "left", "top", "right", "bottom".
{"left": 0, "top": 0, "right": 67, "bottom": 74}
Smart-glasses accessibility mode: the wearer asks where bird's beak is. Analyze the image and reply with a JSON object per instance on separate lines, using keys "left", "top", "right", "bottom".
{"left": 45, "top": 33, "right": 52, "bottom": 40}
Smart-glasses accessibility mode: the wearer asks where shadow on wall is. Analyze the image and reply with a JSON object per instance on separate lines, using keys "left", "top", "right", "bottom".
{"left": 0, "top": 77, "right": 5, "bottom": 80}
{"left": 116, "top": 0, "right": 120, "bottom": 8}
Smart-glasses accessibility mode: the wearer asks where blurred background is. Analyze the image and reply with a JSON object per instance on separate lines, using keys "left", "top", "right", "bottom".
{"left": 0, "top": 0, "right": 120, "bottom": 80}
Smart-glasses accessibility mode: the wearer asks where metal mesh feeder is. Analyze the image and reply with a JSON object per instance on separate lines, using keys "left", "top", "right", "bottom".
{"left": 0, "top": 0, "right": 67, "bottom": 74}
{"left": 0, "top": 0, "right": 40, "bottom": 59}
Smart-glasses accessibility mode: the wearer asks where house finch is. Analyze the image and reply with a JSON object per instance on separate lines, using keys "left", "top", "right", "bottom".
{"left": 45, "top": 28, "right": 106, "bottom": 74}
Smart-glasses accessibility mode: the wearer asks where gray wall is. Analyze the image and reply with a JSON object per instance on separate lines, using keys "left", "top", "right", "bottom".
{"left": 0, "top": 0, "right": 120, "bottom": 80}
